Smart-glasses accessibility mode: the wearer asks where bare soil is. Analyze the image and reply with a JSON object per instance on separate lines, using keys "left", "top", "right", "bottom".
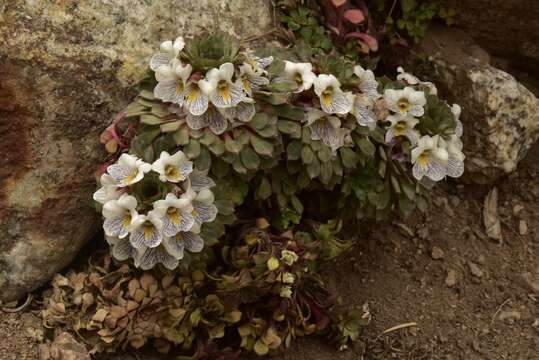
{"left": 1, "top": 146, "right": 538, "bottom": 360}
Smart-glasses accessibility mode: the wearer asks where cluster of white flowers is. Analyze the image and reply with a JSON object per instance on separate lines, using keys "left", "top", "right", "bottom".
{"left": 281, "top": 61, "right": 380, "bottom": 152}
{"left": 150, "top": 37, "right": 273, "bottom": 135}
{"left": 93, "top": 151, "right": 218, "bottom": 270}
{"left": 384, "top": 67, "right": 465, "bottom": 182}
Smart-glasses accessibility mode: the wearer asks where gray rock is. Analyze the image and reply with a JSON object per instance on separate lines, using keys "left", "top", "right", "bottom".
{"left": 0, "top": 0, "right": 274, "bottom": 301}
{"left": 447, "top": 0, "right": 539, "bottom": 79}
{"left": 413, "top": 27, "right": 539, "bottom": 184}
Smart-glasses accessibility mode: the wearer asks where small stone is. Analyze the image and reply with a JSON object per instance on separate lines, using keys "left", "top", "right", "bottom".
{"left": 468, "top": 262, "right": 484, "bottom": 278}
{"left": 498, "top": 310, "right": 521, "bottom": 322}
{"left": 512, "top": 204, "right": 524, "bottom": 216}
{"left": 445, "top": 270, "right": 458, "bottom": 287}
{"left": 431, "top": 246, "right": 444, "bottom": 260}
{"left": 477, "top": 255, "right": 486, "bottom": 265}
{"left": 521, "top": 272, "right": 539, "bottom": 294}
{"left": 519, "top": 220, "right": 528, "bottom": 235}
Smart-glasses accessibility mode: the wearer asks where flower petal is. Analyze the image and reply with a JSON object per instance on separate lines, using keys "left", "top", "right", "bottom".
{"left": 183, "top": 232, "right": 204, "bottom": 253}
{"left": 112, "top": 237, "right": 135, "bottom": 261}
{"left": 150, "top": 53, "right": 172, "bottom": 71}
{"left": 193, "top": 202, "right": 218, "bottom": 223}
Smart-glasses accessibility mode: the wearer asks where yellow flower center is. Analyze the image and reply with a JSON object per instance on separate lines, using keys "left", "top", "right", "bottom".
{"left": 125, "top": 169, "right": 138, "bottom": 184}
{"left": 397, "top": 98, "right": 409, "bottom": 112}
{"left": 293, "top": 72, "right": 303, "bottom": 85}
{"left": 217, "top": 80, "right": 231, "bottom": 101}
{"left": 165, "top": 164, "right": 180, "bottom": 180}
{"left": 394, "top": 121, "right": 407, "bottom": 136}
{"left": 176, "top": 81, "right": 184, "bottom": 94}
{"left": 122, "top": 212, "right": 132, "bottom": 227}
{"left": 321, "top": 87, "right": 334, "bottom": 107}
{"left": 186, "top": 83, "right": 200, "bottom": 103}
{"left": 418, "top": 151, "right": 430, "bottom": 167}
{"left": 167, "top": 208, "right": 182, "bottom": 226}
{"left": 143, "top": 221, "right": 154, "bottom": 239}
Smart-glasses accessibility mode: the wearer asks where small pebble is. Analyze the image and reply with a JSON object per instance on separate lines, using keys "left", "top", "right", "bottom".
{"left": 445, "top": 270, "right": 457, "bottom": 287}
{"left": 468, "top": 262, "right": 484, "bottom": 278}
{"left": 512, "top": 204, "right": 524, "bottom": 216}
{"left": 519, "top": 220, "right": 528, "bottom": 235}
{"left": 431, "top": 246, "right": 444, "bottom": 260}
{"left": 498, "top": 310, "right": 521, "bottom": 322}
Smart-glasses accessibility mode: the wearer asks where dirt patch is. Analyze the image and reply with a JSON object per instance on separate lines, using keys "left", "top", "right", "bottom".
{"left": 2, "top": 146, "right": 538, "bottom": 359}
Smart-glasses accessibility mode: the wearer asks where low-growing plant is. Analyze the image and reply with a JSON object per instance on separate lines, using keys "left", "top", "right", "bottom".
{"left": 47, "top": 30, "right": 465, "bottom": 358}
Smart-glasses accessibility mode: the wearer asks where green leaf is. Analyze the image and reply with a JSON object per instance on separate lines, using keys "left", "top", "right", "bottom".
{"left": 194, "top": 147, "right": 211, "bottom": 171}
{"left": 130, "top": 128, "right": 161, "bottom": 161}
{"left": 224, "top": 136, "right": 242, "bottom": 154}
{"left": 240, "top": 147, "right": 260, "bottom": 170}
{"left": 307, "top": 157, "right": 321, "bottom": 178}
{"left": 250, "top": 113, "right": 269, "bottom": 129}
{"left": 140, "top": 114, "right": 165, "bottom": 125}
{"left": 184, "top": 140, "right": 201, "bottom": 159}
{"left": 278, "top": 120, "right": 302, "bottom": 135}
{"left": 208, "top": 137, "right": 225, "bottom": 155}
{"left": 276, "top": 105, "right": 305, "bottom": 121}
{"left": 287, "top": 140, "right": 303, "bottom": 160}
{"left": 290, "top": 195, "right": 304, "bottom": 214}
{"left": 256, "top": 177, "right": 272, "bottom": 200}
{"left": 250, "top": 135, "right": 274, "bottom": 156}
{"left": 340, "top": 147, "right": 360, "bottom": 168}
{"left": 301, "top": 146, "right": 315, "bottom": 164}
{"left": 173, "top": 127, "right": 190, "bottom": 145}
{"left": 356, "top": 138, "right": 376, "bottom": 157}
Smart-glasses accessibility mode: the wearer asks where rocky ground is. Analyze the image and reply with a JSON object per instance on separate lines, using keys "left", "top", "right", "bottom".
{"left": 2, "top": 144, "right": 538, "bottom": 360}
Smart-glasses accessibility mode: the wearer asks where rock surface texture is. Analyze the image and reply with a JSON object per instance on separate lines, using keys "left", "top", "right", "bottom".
{"left": 0, "top": 0, "right": 274, "bottom": 302}
{"left": 413, "top": 27, "right": 539, "bottom": 184}
{"left": 447, "top": 0, "right": 539, "bottom": 76}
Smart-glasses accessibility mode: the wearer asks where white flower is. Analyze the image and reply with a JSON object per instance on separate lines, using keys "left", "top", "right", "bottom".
{"left": 279, "top": 285, "right": 293, "bottom": 298}
{"left": 154, "top": 59, "right": 192, "bottom": 106}
{"left": 313, "top": 74, "right": 351, "bottom": 114}
{"left": 199, "top": 63, "right": 245, "bottom": 108}
{"left": 384, "top": 87, "right": 426, "bottom": 117}
{"left": 353, "top": 65, "right": 380, "bottom": 99}
{"left": 149, "top": 37, "right": 185, "bottom": 71}
{"left": 152, "top": 150, "right": 193, "bottom": 183}
{"left": 186, "top": 105, "right": 229, "bottom": 135}
{"left": 246, "top": 54, "right": 274, "bottom": 73}
{"left": 128, "top": 210, "right": 164, "bottom": 249}
{"left": 106, "top": 235, "right": 141, "bottom": 263}
{"left": 451, "top": 104, "right": 463, "bottom": 138}
{"left": 134, "top": 245, "right": 178, "bottom": 270}
{"left": 184, "top": 80, "right": 211, "bottom": 116}
{"left": 277, "top": 272, "right": 295, "bottom": 284}
{"left": 183, "top": 188, "right": 218, "bottom": 233}
{"left": 397, "top": 67, "right": 438, "bottom": 95}
{"left": 93, "top": 174, "right": 122, "bottom": 204}
{"left": 162, "top": 231, "right": 204, "bottom": 260}
{"left": 347, "top": 93, "right": 377, "bottom": 130}
{"left": 188, "top": 171, "right": 216, "bottom": 192}
{"left": 237, "top": 63, "right": 269, "bottom": 96}
{"left": 385, "top": 114, "right": 420, "bottom": 145}
{"left": 280, "top": 249, "right": 298, "bottom": 266}
{"left": 306, "top": 108, "right": 347, "bottom": 151}
{"left": 107, "top": 153, "right": 151, "bottom": 187}
{"left": 153, "top": 193, "right": 195, "bottom": 237}
{"left": 439, "top": 137, "right": 465, "bottom": 178}
{"left": 102, "top": 194, "right": 138, "bottom": 239}
{"left": 411, "top": 135, "right": 449, "bottom": 181}
{"left": 283, "top": 61, "right": 316, "bottom": 92}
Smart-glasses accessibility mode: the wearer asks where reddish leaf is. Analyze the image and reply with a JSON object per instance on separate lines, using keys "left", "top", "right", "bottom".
{"left": 331, "top": 0, "right": 347, "bottom": 7}
{"left": 343, "top": 9, "right": 365, "bottom": 24}
{"left": 344, "top": 32, "right": 379, "bottom": 52}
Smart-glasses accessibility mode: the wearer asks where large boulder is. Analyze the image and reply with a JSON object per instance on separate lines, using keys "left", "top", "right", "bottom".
{"left": 0, "top": 0, "right": 274, "bottom": 302}
{"left": 411, "top": 27, "right": 539, "bottom": 184}
{"left": 447, "top": 0, "right": 539, "bottom": 77}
